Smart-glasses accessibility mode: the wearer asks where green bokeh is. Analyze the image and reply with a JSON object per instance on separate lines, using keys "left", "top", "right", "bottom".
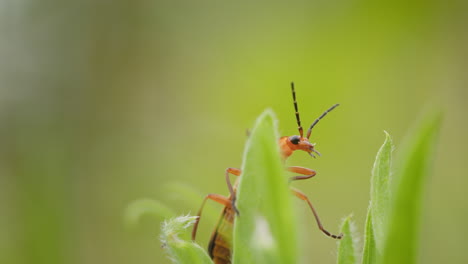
{"left": 0, "top": 1, "right": 466, "bottom": 264}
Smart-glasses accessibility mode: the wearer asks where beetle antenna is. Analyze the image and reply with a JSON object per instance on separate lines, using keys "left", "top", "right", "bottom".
{"left": 306, "top": 104, "right": 340, "bottom": 139}
{"left": 291, "top": 82, "right": 304, "bottom": 137}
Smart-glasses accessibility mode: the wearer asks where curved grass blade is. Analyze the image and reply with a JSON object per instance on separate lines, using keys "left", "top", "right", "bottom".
{"left": 161, "top": 215, "right": 213, "bottom": 264}
{"left": 370, "top": 131, "right": 393, "bottom": 253}
{"left": 360, "top": 132, "right": 392, "bottom": 263}
{"left": 361, "top": 209, "right": 377, "bottom": 264}
{"left": 232, "top": 109, "right": 297, "bottom": 264}
{"left": 337, "top": 215, "right": 357, "bottom": 264}
{"left": 381, "top": 113, "right": 442, "bottom": 264}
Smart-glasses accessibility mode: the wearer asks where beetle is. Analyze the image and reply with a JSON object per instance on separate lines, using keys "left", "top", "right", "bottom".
{"left": 192, "top": 82, "right": 342, "bottom": 264}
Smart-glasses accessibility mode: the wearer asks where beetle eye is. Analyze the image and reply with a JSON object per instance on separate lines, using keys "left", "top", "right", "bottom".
{"left": 289, "top": 135, "right": 300, "bottom": 145}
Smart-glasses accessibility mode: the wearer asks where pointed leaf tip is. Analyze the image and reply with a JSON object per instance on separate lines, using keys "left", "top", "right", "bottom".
{"left": 337, "top": 215, "right": 357, "bottom": 264}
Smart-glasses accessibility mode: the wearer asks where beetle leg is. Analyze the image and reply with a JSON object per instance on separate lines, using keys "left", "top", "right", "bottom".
{"left": 290, "top": 187, "right": 343, "bottom": 239}
{"left": 225, "top": 168, "right": 241, "bottom": 216}
{"left": 287, "top": 166, "right": 317, "bottom": 182}
{"left": 225, "top": 168, "right": 241, "bottom": 197}
{"left": 192, "top": 193, "right": 231, "bottom": 241}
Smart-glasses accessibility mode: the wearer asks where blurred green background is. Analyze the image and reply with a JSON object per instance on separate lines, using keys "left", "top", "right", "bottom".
{"left": 0, "top": 1, "right": 466, "bottom": 264}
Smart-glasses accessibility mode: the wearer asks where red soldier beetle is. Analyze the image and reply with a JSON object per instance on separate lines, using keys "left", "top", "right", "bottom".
{"left": 192, "top": 83, "right": 343, "bottom": 264}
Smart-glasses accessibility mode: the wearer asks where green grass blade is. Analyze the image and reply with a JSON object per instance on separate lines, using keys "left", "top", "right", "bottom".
{"left": 232, "top": 109, "right": 297, "bottom": 264}
{"left": 337, "top": 215, "right": 357, "bottom": 264}
{"left": 370, "top": 131, "right": 393, "bottom": 253}
{"left": 361, "top": 209, "right": 377, "bottom": 264}
{"left": 160, "top": 215, "right": 213, "bottom": 264}
{"left": 361, "top": 132, "right": 392, "bottom": 264}
{"left": 381, "top": 113, "right": 442, "bottom": 264}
